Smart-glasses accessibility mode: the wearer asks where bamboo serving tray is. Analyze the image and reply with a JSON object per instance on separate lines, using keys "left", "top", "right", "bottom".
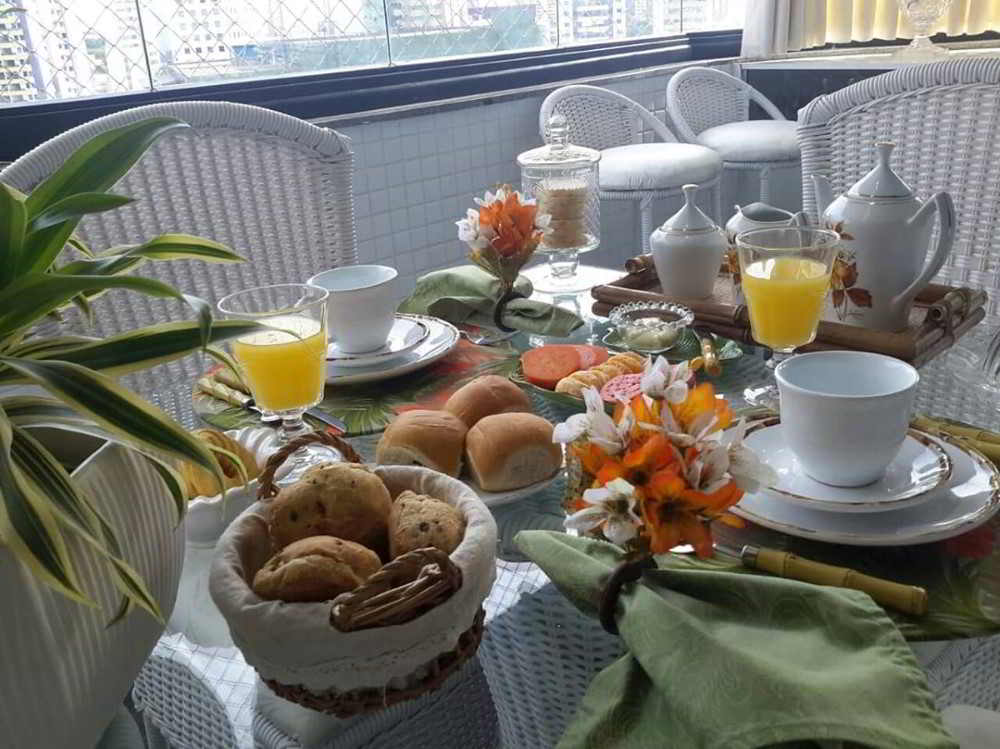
{"left": 591, "top": 258, "right": 986, "bottom": 367}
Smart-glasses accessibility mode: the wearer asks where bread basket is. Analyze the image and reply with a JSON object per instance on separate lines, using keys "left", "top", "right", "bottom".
{"left": 209, "top": 432, "right": 497, "bottom": 717}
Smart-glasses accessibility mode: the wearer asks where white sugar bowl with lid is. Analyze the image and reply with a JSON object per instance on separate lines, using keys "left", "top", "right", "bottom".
{"left": 650, "top": 183, "right": 726, "bottom": 299}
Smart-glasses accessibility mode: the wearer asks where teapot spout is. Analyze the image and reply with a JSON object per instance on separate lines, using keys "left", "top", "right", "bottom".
{"left": 812, "top": 174, "right": 833, "bottom": 214}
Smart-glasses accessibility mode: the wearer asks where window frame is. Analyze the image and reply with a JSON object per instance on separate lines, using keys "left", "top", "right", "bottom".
{"left": 0, "top": 29, "right": 741, "bottom": 161}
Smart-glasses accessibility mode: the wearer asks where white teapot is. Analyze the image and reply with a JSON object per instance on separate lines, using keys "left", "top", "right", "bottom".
{"left": 812, "top": 142, "right": 955, "bottom": 332}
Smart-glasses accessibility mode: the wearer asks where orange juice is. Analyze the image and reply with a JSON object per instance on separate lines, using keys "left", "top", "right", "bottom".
{"left": 231, "top": 315, "right": 326, "bottom": 412}
{"left": 741, "top": 257, "right": 831, "bottom": 351}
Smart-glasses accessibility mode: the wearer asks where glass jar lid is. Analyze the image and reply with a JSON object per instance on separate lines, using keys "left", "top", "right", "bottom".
{"left": 517, "top": 113, "right": 601, "bottom": 169}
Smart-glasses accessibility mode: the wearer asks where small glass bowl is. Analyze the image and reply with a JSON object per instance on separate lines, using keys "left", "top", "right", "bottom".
{"left": 608, "top": 301, "right": 695, "bottom": 354}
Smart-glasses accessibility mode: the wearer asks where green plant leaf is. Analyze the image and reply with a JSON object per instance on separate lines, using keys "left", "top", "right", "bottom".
{"left": 99, "top": 233, "right": 243, "bottom": 263}
{"left": 8, "top": 334, "right": 96, "bottom": 358}
{"left": 25, "top": 118, "right": 188, "bottom": 215}
{"left": 0, "top": 358, "right": 221, "bottom": 479}
{"left": 8, "top": 423, "right": 164, "bottom": 620}
{"left": 0, "top": 407, "right": 92, "bottom": 605}
{"left": 0, "top": 320, "right": 260, "bottom": 384}
{"left": 58, "top": 255, "right": 145, "bottom": 279}
{"left": 68, "top": 234, "right": 94, "bottom": 258}
{"left": 141, "top": 456, "right": 188, "bottom": 525}
{"left": 28, "top": 192, "right": 134, "bottom": 232}
{"left": 0, "top": 183, "right": 27, "bottom": 287}
{"left": 10, "top": 424, "right": 103, "bottom": 545}
{"left": 107, "top": 596, "right": 134, "bottom": 627}
{"left": 0, "top": 273, "right": 192, "bottom": 339}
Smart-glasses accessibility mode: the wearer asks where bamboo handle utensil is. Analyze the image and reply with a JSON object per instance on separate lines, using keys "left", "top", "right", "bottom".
{"left": 730, "top": 544, "right": 928, "bottom": 616}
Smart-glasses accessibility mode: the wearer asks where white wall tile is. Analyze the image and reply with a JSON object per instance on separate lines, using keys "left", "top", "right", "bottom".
{"left": 334, "top": 63, "right": 783, "bottom": 289}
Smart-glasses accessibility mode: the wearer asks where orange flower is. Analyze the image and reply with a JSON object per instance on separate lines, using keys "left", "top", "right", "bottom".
{"left": 643, "top": 502, "right": 715, "bottom": 557}
{"left": 478, "top": 191, "right": 541, "bottom": 257}
{"left": 670, "top": 382, "right": 731, "bottom": 433}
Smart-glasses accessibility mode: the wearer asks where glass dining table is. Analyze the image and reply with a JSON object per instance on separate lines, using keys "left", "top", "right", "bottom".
{"left": 136, "top": 316, "right": 1000, "bottom": 749}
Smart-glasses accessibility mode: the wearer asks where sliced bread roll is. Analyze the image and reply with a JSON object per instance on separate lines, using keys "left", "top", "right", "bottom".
{"left": 444, "top": 375, "right": 533, "bottom": 428}
{"left": 465, "top": 413, "right": 562, "bottom": 492}
{"left": 376, "top": 409, "right": 467, "bottom": 477}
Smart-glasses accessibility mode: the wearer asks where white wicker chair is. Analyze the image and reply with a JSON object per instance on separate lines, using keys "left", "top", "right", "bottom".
{"left": 798, "top": 59, "right": 1000, "bottom": 329}
{"left": 539, "top": 85, "right": 723, "bottom": 252}
{"left": 0, "top": 100, "right": 358, "bottom": 427}
{"left": 666, "top": 66, "right": 799, "bottom": 204}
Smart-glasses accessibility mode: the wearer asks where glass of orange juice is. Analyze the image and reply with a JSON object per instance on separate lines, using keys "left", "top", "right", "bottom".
{"left": 737, "top": 227, "right": 840, "bottom": 407}
{"left": 218, "top": 284, "right": 331, "bottom": 475}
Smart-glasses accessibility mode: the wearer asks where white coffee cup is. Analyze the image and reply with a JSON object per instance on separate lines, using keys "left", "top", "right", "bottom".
{"left": 307, "top": 265, "right": 398, "bottom": 353}
{"left": 775, "top": 351, "right": 919, "bottom": 487}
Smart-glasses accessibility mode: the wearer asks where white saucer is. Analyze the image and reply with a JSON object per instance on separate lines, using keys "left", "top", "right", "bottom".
{"left": 744, "top": 419, "right": 952, "bottom": 513}
{"left": 325, "top": 315, "right": 459, "bottom": 385}
{"left": 327, "top": 316, "right": 430, "bottom": 368}
{"left": 731, "top": 430, "right": 1000, "bottom": 546}
{"left": 468, "top": 468, "right": 563, "bottom": 508}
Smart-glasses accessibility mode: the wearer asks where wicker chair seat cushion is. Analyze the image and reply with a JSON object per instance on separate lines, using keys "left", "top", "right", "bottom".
{"left": 209, "top": 465, "right": 497, "bottom": 694}
{"left": 697, "top": 120, "right": 800, "bottom": 163}
{"left": 598, "top": 143, "right": 721, "bottom": 191}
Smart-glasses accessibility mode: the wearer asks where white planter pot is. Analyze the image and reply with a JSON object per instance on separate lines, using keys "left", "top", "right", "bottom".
{"left": 0, "top": 429, "right": 184, "bottom": 749}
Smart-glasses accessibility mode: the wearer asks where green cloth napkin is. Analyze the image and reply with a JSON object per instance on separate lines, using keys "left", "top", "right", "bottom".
{"left": 397, "top": 265, "right": 584, "bottom": 336}
{"left": 515, "top": 530, "right": 958, "bottom": 749}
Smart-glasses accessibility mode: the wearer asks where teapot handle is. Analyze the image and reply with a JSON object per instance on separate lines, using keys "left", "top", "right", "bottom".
{"left": 894, "top": 192, "right": 955, "bottom": 307}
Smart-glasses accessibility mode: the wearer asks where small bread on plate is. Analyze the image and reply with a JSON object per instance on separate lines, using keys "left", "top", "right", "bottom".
{"left": 252, "top": 535, "right": 381, "bottom": 603}
{"left": 376, "top": 409, "right": 467, "bottom": 477}
{"left": 465, "top": 413, "right": 562, "bottom": 492}
{"left": 443, "top": 375, "right": 533, "bottom": 428}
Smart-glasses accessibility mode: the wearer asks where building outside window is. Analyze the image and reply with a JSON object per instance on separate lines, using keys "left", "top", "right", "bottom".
{"left": 0, "top": 0, "right": 741, "bottom": 105}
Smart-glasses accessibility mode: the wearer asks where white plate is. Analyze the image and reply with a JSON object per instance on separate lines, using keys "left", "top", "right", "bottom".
{"left": 325, "top": 315, "right": 460, "bottom": 385}
{"left": 744, "top": 418, "right": 952, "bottom": 513}
{"left": 470, "top": 470, "right": 562, "bottom": 508}
{"left": 731, "top": 430, "right": 1000, "bottom": 546}
{"left": 327, "top": 315, "right": 430, "bottom": 368}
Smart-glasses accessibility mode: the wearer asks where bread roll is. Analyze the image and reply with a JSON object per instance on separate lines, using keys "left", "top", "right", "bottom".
{"left": 465, "top": 413, "right": 562, "bottom": 492}
{"left": 443, "top": 375, "right": 532, "bottom": 428}
{"left": 181, "top": 429, "right": 260, "bottom": 499}
{"left": 268, "top": 462, "right": 392, "bottom": 553}
{"left": 389, "top": 490, "right": 466, "bottom": 558}
{"left": 376, "top": 410, "right": 467, "bottom": 477}
{"left": 252, "top": 536, "right": 381, "bottom": 603}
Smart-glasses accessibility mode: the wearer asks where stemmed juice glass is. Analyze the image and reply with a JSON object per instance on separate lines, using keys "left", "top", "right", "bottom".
{"left": 737, "top": 227, "right": 840, "bottom": 407}
{"left": 217, "top": 283, "right": 331, "bottom": 478}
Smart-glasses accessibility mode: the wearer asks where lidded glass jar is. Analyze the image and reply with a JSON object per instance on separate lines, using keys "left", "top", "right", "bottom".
{"left": 517, "top": 114, "right": 602, "bottom": 292}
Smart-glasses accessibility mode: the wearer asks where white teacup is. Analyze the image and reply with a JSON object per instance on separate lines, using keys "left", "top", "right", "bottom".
{"left": 307, "top": 265, "right": 398, "bottom": 353}
{"left": 775, "top": 351, "right": 919, "bottom": 487}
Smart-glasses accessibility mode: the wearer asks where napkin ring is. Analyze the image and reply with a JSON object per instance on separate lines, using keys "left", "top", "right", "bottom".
{"left": 599, "top": 554, "right": 657, "bottom": 635}
{"left": 492, "top": 288, "right": 526, "bottom": 332}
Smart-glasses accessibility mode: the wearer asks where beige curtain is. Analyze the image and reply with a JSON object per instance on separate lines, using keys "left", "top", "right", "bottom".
{"left": 743, "top": 0, "right": 1000, "bottom": 56}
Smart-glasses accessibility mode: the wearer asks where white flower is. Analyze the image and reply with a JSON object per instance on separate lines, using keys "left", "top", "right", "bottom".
{"left": 684, "top": 442, "right": 731, "bottom": 495}
{"left": 641, "top": 356, "right": 690, "bottom": 404}
{"left": 657, "top": 397, "right": 720, "bottom": 450}
{"left": 456, "top": 209, "right": 495, "bottom": 250}
{"left": 564, "top": 478, "right": 642, "bottom": 546}
{"left": 552, "top": 387, "right": 630, "bottom": 456}
{"left": 725, "top": 419, "right": 778, "bottom": 493}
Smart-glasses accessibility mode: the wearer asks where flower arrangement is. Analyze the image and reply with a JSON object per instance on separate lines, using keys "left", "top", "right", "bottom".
{"left": 555, "top": 357, "right": 775, "bottom": 557}
{"left": 456, "top": 186, "right": 551, "bottom": 287}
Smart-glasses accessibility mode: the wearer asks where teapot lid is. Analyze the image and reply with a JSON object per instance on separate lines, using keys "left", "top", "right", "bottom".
{"left": 659, "top": 184, "right": 719, "bottom": 234}
{"left": 733, "top": 202, "right": 794, "bottom": 222}
{"left": 848, "top": 142, "right": 912, "bottom": 199}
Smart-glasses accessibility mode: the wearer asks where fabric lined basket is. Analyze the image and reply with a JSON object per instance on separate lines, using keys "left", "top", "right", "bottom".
{"left": 209, "top": 432, "right": 497, "bottom": 717}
